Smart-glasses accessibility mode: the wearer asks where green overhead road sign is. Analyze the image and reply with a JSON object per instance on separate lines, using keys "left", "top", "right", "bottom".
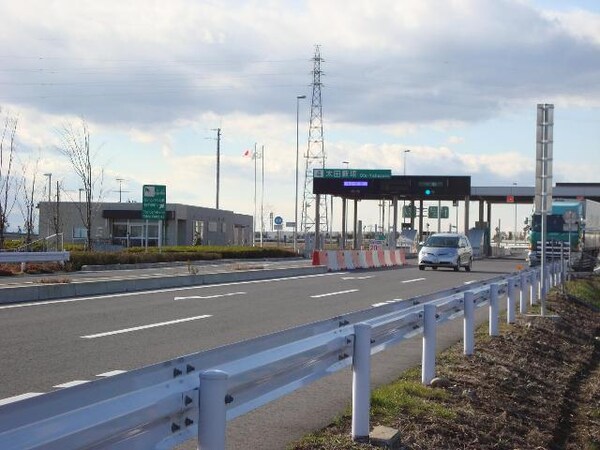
{"left": 142, "top": 185, "right": 166, "bottom": 220}
{"left": 313, "top": 168, "right": 392, "bottom": 179}
{"left": 428, "top": 206, "right": 449, "bottom": 219}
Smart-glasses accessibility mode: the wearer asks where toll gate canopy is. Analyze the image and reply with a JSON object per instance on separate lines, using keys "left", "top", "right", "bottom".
{"left": 313, "top": 170, "right": 471, "bottom": 201}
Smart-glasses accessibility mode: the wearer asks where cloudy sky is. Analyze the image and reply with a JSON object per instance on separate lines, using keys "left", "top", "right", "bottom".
{"left": 1, "top": 0, "right": 599, "bottom": 235}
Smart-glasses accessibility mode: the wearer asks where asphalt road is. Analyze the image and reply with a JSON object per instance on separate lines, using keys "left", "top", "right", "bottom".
{"left": 0, "top": 258, "right": 524, "bottom": 448}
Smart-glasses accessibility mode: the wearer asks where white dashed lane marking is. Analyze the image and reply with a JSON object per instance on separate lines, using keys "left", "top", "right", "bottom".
{"left": 174, "top": 291, "right": 246, "bottom": 301}
{"left": 402, "top": 278, "right": 426, "bottom": 284}
{"left": 80, "top": 315, "right": 212, "bottom": 339}
{"left": 310, "top": 289, "right": 359, "bottom": 298}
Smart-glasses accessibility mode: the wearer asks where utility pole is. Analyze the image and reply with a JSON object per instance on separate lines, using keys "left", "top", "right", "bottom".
{"left": 116, "top": 178, "right": 124, "bottom": 203}
{"left": 216, "top": 128, "right": 221, "bottom": 209}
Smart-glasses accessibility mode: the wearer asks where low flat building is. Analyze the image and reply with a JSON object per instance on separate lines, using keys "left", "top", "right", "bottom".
{"left": 37, "top": 201, "right": 253, "bottom": 248}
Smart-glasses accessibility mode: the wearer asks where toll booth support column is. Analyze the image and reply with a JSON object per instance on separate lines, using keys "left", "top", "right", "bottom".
{"left": 315, "top": 194, "right": 321, "bottom": 251}
{"left": 410, "top": 200, "right": 415, "bottom": 229}
{"left": 392, "top": 196, "right": 398, "bottom": 248}
{"left": 341, "top": 198, "right": 347, "bottom": 250}
{"left": 478, "top": 200, "right": 484, "bottom": 224}
{"left": 353, "top": 199, "right": 359, "bottom": 250}
{"left": 418, "top": 200, "right": 424, "bottom": 243}
{"left": 463, "top": 196, "right": 470, "bottom": 235}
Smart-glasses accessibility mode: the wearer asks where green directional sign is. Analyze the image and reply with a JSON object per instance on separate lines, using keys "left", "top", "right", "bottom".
{"left": 428, "top": 206, "right": 438, "bottom": 218}
{"left": 313, "top": 168, "right": 391, "bottom": 179}
{"left": 441, "top": 206, "right": 449, "bottom": 219}
{"left": 142, "top": 185, "right": 166, "bottom": 220}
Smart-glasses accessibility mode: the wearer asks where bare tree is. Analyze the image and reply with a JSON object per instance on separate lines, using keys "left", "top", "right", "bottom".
{"left": 17, "top": 150, "right": 41, "bottom": 250}
{"left": 0, "top": 110, "right": 19, "bottom": 249}
{"left": 56, "top": 119, "right": 103, "bottom": 251}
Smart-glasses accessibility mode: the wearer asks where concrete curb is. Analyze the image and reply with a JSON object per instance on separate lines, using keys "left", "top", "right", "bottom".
{"left": 1, "top": 266, "right": 328, "bottom": 305}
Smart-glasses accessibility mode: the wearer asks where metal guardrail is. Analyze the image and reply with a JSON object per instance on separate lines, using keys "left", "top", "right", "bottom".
{"left": 0, "top": 262, "right": 564, "bottom": 449}
{"left": 0, "top": 251, "right": 70, "bottom": 265}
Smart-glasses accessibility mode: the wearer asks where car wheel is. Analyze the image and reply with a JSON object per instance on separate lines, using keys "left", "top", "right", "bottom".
{"left": 453, "top": 258, "right": 460, "bottom": 271}
{"left": 465, "top": 258, "right": 472, "bottom": 272}
{"left": 419, "top": 265, "right": 425, "bottom": 271}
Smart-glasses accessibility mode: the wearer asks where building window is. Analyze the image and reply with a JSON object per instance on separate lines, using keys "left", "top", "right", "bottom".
{"left": 73, "top": 227, "right": 87, "bottom": 239}
{"left": 208, "top": 221, "right": 217, "bottom": 232}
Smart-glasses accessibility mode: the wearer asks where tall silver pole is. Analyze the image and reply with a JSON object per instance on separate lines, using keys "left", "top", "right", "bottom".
{"left": 260, "top": 145, "right": 265, "bottom": 248}
{"left": 294, "top": 96, "right": 305, "bottom": 254}
{"left": 513, "top": 182, "right": 517, "bottom": 244}
{"left": 216, "top": 128, "right": 221, "bottom": 209}
{"left": 253, "top": 143, "right": 257, "bottom": 247}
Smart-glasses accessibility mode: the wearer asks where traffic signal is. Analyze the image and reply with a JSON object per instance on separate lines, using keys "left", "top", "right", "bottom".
{"left": 424, "top": 188, "right": 433, "bottom": 196}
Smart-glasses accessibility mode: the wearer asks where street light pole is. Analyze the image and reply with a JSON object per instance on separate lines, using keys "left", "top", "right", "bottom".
{"left": 513, "top": 182, "right": 518, "bottom": 244}
{"left": 294, "top": 95, "right": 306, "bottom": 254}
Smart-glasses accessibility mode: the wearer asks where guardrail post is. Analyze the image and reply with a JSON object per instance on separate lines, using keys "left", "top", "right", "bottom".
{"left": 519, "top": 273, "right": 528, "bottom": 315}
{"left": 489, "top": 284, "right": 499, "bottom": 337}
{"left": 507, "top": 279, "right": 516, "bottom": 324}
{"left": 531, "top": 270, "right": 538, "bottom": 305}
{"left": 464, "top": 291, "right": 475, "bottom": 356}
{"left": 541, "top": 266, "right": 548, "bottom": 316}
{"left": 352, "top": 323, "right": 372, "bottom": 442}
{"left": 422, "top": 304, "right": 437, "bottom": 385}
{"left": 198, "top": 370, "right": 229, "bottom": 450}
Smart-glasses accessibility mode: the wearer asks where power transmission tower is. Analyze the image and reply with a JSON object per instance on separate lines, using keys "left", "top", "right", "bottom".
{"left": 301, "top": 45, "right": 329, "bottom": 243}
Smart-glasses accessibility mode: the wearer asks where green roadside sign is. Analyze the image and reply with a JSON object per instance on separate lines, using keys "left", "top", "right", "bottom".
{"left": 142, "top": 185, "right": 166, "bottom": 220}
{"left": 313, "top": 168, "right": 392, "bottom": 179}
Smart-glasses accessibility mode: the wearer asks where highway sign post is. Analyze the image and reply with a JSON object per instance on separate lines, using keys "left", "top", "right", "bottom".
{"left": 142, "top": 185, "right": 166, "bottom": 250}
{"left": 142, "top": 185, "right": 166, "bottom": 220}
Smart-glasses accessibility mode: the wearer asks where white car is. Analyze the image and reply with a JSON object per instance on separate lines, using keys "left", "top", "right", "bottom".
{"left": 418, "top": 233, "right": 473, "bottom": 271}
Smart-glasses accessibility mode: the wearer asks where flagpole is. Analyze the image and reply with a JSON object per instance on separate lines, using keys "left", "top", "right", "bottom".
{"left": 260, "top": 145, "right": 265, "bottom": 248}
{"left": 253, "top": 143, "right": 257, "bottom": 247}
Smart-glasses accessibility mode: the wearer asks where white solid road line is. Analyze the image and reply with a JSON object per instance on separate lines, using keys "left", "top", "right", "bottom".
{"left": 340, "top": 275, "right": 374, "bottom": 280}
{"left": 54, "top": 380, "right": 89, "bottom": 388}
{"left": 401, "top": 277, "right": 426, "bottom": 284}
{"left": 464, "top": 280, "right": 477, "bottom": 285}
{"left": 174, "top": 291, "right": 246, "bottom": 301}
{"left": 80, "top": 315, "right": 212, "bottom": 339}
{"left": 372, "top": 298, "right": 403, "bottom": 307}
{"left": 310, "top": 289, "right": 359, "bottom": 298}
{"left": 97, "top": 370, "right": 127, "bottom": 377}
{"left": 0, "top": 392, "right": 43, "bottom": 406}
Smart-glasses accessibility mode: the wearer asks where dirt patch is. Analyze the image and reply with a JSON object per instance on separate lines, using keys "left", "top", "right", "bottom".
{"left": 291, "top": 280, "right": 600, "bottom": 450}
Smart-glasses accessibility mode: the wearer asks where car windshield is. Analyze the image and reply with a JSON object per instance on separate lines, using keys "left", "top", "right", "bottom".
{"left": 424, "top": 236, "right": 459, "bottom": 248}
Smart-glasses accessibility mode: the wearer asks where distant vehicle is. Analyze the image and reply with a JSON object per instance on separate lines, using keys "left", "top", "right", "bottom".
{"left": 526, "top": 198, "right": 600, "bottom": 271}
{"left": 418, "top": 233, "right": 473, "bottom": 271}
